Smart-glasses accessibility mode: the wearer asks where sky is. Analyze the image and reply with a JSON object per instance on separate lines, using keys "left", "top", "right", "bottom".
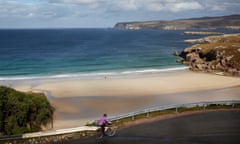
{"left": 0, "top": 0, "right": 239, "bottom": 28}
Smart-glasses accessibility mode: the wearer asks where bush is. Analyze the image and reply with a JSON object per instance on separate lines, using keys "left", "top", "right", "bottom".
{"left": 0, "top": 86, "right": 54, "bottom": 135}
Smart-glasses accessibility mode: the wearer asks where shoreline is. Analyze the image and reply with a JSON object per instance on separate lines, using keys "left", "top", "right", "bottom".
{"left": 0, "top": 66, "right": 188, "bottom": 81}
{"left": 11, "top": 70, "right": 240, "bottom": 98}
{"left": 1, "top": 70, "right": 240, "bottom": 129}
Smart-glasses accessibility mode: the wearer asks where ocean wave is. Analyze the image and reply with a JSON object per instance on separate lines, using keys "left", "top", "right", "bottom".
{"left": 0, "top": 66, "right": 188, "bottom": 81}
{"left": 121, "top": 67, "right": 188, "bottom": 74}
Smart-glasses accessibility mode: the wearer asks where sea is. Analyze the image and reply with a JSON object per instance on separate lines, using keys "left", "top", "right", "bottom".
{"left": 0, "top": 28, "right": 239, "bottom": 81}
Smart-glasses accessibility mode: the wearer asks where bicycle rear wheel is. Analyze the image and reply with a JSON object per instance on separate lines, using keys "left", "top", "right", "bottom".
{"left": 96, "top": 128, "right": 103, "bottom": 139}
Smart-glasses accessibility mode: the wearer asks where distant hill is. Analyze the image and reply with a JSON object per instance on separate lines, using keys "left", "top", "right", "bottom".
{"left": 114, "top": 15, "right": 240, "bottom": 30}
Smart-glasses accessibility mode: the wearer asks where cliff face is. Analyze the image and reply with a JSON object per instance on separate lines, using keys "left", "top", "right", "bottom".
{"left": 114, "top": 15, "right": 240, "bottom": 30}
{"left": 174, "top": 34, "right": 240, "bottom": 76}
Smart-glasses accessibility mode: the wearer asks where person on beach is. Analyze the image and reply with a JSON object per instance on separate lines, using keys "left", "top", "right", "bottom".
{"left": 98, "top": 113, "right": 112, "bottom": 136}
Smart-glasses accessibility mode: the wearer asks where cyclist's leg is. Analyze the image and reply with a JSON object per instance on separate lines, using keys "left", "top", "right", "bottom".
{"left": 101, "top": 124, "right": 106, "bottom": 136}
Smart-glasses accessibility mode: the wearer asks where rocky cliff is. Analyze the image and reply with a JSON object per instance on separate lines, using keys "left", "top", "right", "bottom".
{"left": 174, "top": 33, "right": 240, "bottom": 76}
{"left": 114, "top": 15, "right": 240, "bottom": 30}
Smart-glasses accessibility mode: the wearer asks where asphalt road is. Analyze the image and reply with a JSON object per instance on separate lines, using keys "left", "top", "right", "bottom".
{"left": 61, "top": 110, "right": 240, "bottom": 144}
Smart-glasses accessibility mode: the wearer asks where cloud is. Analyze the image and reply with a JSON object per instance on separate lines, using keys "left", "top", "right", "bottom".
{"left": 110, "top": 0, "right": 139, "bottom": 11}
{"left": 95, "top": 0, "right": 203, "bottom": 12}
{"left": 0, "top": 1, "right": 73, "bottom": 19}
{"left": 167, "top": 1, "right": 203, "bottom": 12}
{"left": 199, "top": 0, "right": 240, "bottom": 11}
{"left": 46, "top": 0, "right": 238, "bottom": 14}
{"left": 49, "top": 0, "right": 107, "bottom": 5}
{"left": 136, "top": 0, "right": 202, "bottom": 12}
{"left": 0, "top": 0, "right": 239, "bottom": 28}
{"left": 48, "top": 0, "right": 203, "bottom": 12}
{"left": 0, "top": 1, "right": 34, "bottom": 18}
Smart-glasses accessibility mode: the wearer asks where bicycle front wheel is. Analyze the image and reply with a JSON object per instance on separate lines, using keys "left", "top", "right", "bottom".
{"left": 105, "top": 128, "right": 116, "bottom": 137}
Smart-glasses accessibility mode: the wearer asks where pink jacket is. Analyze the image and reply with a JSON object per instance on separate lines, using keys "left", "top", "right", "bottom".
{"left": 98, "top": 116, "right": 111, "bottom": 126}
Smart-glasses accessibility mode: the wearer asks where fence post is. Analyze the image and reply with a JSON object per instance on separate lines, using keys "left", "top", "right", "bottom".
{"left": 146, "top": 112, "right": 149, "bottom": 118}
{"left": 132, "top": 115, "right": 135, "bottom": 121}
{"left": 176, "top": 107, "right": 178, "bottom": 113}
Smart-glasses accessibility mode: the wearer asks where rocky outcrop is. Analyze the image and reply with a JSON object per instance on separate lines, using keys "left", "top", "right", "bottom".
{"left": 114, "top": 15, "right": 240, "bottom": 30}
{"left": 174, "top": 34, "right": 240, "bottom": 76}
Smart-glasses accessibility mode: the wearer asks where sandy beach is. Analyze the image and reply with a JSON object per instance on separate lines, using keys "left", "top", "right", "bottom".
{"left": 12, "top": 70, "right": 240, "bottom": 98}
{"left": 1, "top": 70, "right": 240, "bottom": 129}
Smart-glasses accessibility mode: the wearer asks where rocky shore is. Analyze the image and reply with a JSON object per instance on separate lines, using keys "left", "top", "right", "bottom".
{"left": 174, "top": 33, "right": 240, "bottom": 76}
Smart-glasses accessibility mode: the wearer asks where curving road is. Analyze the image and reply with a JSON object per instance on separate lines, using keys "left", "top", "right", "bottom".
{"left": 60, "top": 110, "right": 240, "bottom": 144}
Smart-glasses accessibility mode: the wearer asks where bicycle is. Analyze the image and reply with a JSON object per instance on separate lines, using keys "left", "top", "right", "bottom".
{"left": 96, "top": 125, "right": 117, "bottom": 139}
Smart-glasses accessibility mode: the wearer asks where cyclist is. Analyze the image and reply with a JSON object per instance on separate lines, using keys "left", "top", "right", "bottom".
{"left": 98, "top": 113, "right": 112, "bottom": 136}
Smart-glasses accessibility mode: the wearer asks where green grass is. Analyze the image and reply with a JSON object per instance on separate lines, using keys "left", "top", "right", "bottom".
{"left": 177, "top": 106, "right": 204, "bottom": 112}
{"left": 206, "top": 104, "right": 240, "bottom": 109}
